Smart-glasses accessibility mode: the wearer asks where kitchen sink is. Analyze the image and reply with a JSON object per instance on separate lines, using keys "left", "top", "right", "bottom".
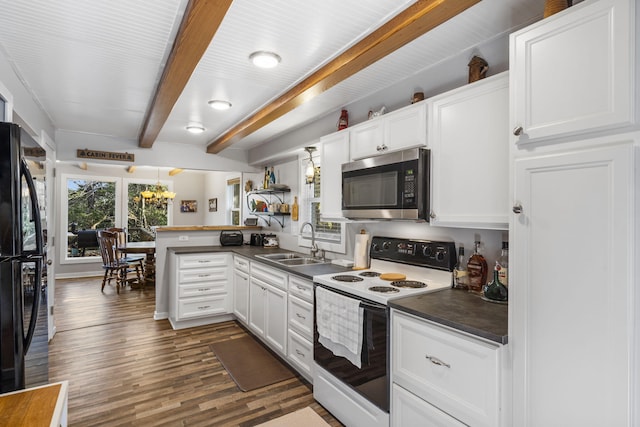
{"left": 256, "top": 253, "right": 302, "bottom": 261}
{"left": 255, "top": 252, "right": 327, "bottom": 267}
{"left": 277, "top": 257, "right": 326, "bottom": 266}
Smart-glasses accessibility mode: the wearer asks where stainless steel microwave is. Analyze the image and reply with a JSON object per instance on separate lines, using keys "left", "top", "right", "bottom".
{"left": 341, "top": 147, "right": 430, "bottom": 220}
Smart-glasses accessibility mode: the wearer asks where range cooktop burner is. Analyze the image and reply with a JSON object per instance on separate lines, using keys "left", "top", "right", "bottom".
{"left": 332, "top": 275, "right": 364, "bottom": 283}
{"left": 391, "top": 280, "right": 427, "bottom": 288}
{"left": 369, "top": 286, "right": 400, "bottom": 293}
{"left": 359, "top": 271, "right": 381, "bottom": 277}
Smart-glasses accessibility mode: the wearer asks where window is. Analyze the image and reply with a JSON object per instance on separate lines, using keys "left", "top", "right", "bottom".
{"left": 227, "top": 178, "right": 240, "bottom": 225}
{"left": 298, "top": 158, "right": 345, "bottom": 253}
{"left": 61, "top": 174, "right": 173, "bottom": 263}
{"left": 126, "top": 181, "right": 170, "bottom": 241}
{"left": 62, "top": 175, "right": 118, "bottom": 262}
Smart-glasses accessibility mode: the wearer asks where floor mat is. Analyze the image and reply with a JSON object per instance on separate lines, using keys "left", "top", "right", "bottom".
{"left": 255, "top": 407, "right": 331, "bottom": 427}
{"left": 210, "top": 336, "right": 295, "bottom": 392}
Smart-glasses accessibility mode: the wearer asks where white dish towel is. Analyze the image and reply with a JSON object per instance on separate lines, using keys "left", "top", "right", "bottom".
{"left": 315, "top": 286, "right": 364, "bottom": 368}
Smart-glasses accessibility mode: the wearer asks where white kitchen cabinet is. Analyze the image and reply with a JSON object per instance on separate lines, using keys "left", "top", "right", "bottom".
{"left": 391, "top": 310, "right": 504, "bottom": 427}
{"left": 169, "top": 252, "right": 233, "bottom": 330}
{"left": 511, "top": 139, "right": 636, "bottom": 426}
{"left": 320, "top": 130, "right": 350, "bottom": 220}
{"left": 428, "top": 72, "right": 509, "bottom": 229}
{"left": 350, "top": 101, "right": 427, "bottom": 160}
{"left": 248, "top": 261, "right": 288, "bottom": 356}
{"left": 286, "top": 275, "right": 314, "bottom": 382}
{"left": 510, "top": 0, "right": 636, "bottom": 144}
{"left": 392, "top": 384, "right": 465, "bottom": 427}
{"left": 232, "top": 256, "right": 250, "bottom": 326}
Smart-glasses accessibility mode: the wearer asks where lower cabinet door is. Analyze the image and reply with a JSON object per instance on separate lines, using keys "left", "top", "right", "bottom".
{"left": 248, "top": 278, "right": 266, "bottom": 336}
{"left": 233, "top": 269, "right": 249, "bottom": 325}
{"left": 392, "top": 384, "right": 465, "bottom": 427}
{"left": 264, "top": 283, "right": 287, "bottom": 355}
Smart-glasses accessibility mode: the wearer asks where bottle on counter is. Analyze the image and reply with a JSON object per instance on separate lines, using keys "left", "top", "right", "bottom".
{"left": 291, "top": 196, "right": 299, "bottom": 221}
{"left": 452, "top": 245, "right": 469, "bottom": 290}
{"left": 497, "top": 241, "right": 509, "bottom": 287}
{"left": 483, "top": 261, "right": 508, "bottom": 302}
{"left": 263, "top": 166, "right": 270, "bottom": 189}
{"left": 467, "top": 240, "right": 488, "bottom": 295}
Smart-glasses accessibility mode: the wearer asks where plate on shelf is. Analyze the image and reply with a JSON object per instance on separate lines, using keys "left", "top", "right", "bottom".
{"left": 268, "top": 184, "right": 289, "bottom": 191}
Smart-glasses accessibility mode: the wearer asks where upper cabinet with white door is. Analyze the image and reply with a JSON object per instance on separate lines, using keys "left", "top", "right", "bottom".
{"left": 320, "top": 130, "right": 349, "bottom": 220}
{"left": 350, "top": 101, "right": 427, "bottom": 160}
{"left": 429, "top": 72, "right": 509, "bottom": 229}
{"left": 510, "top": 0, "right": 637, "bottom": 145}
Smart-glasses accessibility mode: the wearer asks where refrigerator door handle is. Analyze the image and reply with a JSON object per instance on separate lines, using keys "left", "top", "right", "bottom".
{"left": 20, "top": 159, "right": 44, "bottom": 255}
{"left": 20, "top": 158, "right": 44, "bottom": 353}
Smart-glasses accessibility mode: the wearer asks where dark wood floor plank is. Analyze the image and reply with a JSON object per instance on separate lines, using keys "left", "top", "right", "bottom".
{"left": 49, "top": 277, "right": 343, "bottom": 426}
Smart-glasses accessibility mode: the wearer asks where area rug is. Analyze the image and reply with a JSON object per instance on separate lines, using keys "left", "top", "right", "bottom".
{"left": 255, "top": 407, "right": 331, "bottom": 427}
{"left": 210, "top": 336, "right": 295, "bottom": 392}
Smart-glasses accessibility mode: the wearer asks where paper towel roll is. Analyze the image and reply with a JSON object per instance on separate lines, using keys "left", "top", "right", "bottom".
{"left": 353, "top": 230, "right": 370, "bottom": 270}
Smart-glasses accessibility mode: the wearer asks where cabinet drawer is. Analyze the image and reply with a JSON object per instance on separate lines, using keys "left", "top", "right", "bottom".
{"left": 392, "top": 383, "right": 465, "bottom": 427}
{"left": 234, "top": 256, "right": 250, "bottom": 273}
{"left": 178, "top": 267, "right": 227, "bottom": 284}
{"left": 177, "top": 295, "right": 227, "bottom": 319}
{"left": 251, "top": 261, "right": 288, "bottom": 290}
{"left": 178, "top": 253, "right": 227, "bottom": 269}
{"left": 178, "top": 281, "right": 226, "bottom": 298}
{"left": 392, "top": 311, "right": 500, "bottom": 427}
{"left": 288, "top": 294, "right": 313, "bottom": 340}
{"left": 288, "top": 329, "right": 313, "bottom": 379}
{"left": 288, "top": 275, "right": 313, "bottom": 302}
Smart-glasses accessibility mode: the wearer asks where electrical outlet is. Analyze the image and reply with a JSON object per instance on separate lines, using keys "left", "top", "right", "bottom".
{"left": 178, "top": 235, "right": 189, "bottom": 241}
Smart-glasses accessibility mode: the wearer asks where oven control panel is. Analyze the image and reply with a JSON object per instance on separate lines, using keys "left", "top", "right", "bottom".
{"left": 370, "top": 236, "right": 456, "bottom": 271}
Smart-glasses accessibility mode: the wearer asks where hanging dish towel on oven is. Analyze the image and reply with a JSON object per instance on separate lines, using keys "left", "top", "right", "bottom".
{"left": 315, "top": 286, "right": 364, "bottom": 368}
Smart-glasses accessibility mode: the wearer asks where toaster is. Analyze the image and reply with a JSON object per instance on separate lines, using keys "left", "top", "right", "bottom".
{"left": 219, "top": 230, "right": 244, "bottom": 246}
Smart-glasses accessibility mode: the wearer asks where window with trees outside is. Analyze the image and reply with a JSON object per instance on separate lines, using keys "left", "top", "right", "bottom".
{"left": 62, "top": 174, "right": 171, "bottom": 263}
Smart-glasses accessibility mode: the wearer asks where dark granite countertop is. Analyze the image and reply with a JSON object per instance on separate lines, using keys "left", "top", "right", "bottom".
{"left": 389, "top": 288, "right": 508, "bottom": 344}
{"left": 166, "top": 244, "right": 351, "bottom": 280}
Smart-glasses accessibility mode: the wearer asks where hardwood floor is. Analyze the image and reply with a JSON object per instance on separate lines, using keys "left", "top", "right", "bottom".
{"left": 49, "top": 278, "right": 343, "bottom": 426}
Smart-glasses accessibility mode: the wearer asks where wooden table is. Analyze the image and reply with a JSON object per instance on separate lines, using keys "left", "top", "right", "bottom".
{"left": 119, "top": 241, "right": 156, "bottom": 286}
{"left": 0, "top": 381, "right": 69, "bottom": 427}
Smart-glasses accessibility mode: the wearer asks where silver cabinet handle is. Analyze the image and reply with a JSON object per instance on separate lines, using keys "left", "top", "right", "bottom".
{"left": 513, "top": 203, "right": 523, "bottom": 214}
{"left": 429, "top": 211, "right": 436, "bottom": 219}
{"left": 295, "top": 349, "right": 305, "bottom": 357}
{"left": 513, "top": 125, "right": 523, "bottom": 136}
{"left": 296, "top": 313, "right": 306, "bottom": 320}
{"left": 376, "top": 145, "right": 383, "bottom": 151}
{"left": 425, "top": 354, "right": 450, "bottom": 368}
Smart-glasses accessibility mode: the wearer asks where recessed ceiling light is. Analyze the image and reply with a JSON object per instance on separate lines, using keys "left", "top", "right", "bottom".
{"left": 186, "top": 125, "right": 205, "bottom": 134}
{"left": 208, "top": 100, "right": 232, "bottom": 110}
{"left": 249, "top": 51, "right": 281, "bottom": 69}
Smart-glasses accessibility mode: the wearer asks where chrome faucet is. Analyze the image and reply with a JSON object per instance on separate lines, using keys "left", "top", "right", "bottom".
{"left": 300, "top": 221, "right": 319, "bottom": 259}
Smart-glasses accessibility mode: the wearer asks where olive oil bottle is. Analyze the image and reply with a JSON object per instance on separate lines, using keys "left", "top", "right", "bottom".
{"left": 467, "top": 240, "right": 488, "bottom": 295}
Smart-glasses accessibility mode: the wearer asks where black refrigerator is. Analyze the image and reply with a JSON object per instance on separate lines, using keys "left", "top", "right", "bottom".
{"left": 0, "top": 122, "right": 47, "bottom": 392}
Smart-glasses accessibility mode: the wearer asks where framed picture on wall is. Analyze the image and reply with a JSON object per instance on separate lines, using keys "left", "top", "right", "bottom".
{"left": 180, "top": 200, "right": 197, "bottom": 213}
{"left": 208, "top": 198, "right": 218, "bottom": 212}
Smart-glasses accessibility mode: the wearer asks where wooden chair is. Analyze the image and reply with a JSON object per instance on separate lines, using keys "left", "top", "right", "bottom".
{"left": 105, "top": 227, "right": 145, "bottom": 277}
{"left": 97, "top": 230, "right": 142, "bottom": 293}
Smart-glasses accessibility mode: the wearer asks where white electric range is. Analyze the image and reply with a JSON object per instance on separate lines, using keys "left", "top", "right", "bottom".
{"left": 312, "top": 236, "right": 456, "bottom": 427}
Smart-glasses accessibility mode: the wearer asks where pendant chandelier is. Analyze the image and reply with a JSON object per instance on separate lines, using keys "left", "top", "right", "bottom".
{"left": 140, "top": 170, "right": 176, "bottom": 208}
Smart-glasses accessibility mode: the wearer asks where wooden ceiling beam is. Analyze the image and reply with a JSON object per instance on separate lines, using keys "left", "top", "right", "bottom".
{"left": 206, "top": 0, "right": 479, "bottom": 154}
{"left": 138, "top": 0, "right": 233, "bottom": 148}
{"left": 169, "top": 168, "right": 184, "bottom": 176}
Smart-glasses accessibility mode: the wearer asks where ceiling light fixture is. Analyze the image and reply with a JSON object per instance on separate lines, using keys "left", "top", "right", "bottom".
{"left": 249, "top": 51, "right": 281, "bottom": 69}
{"left": 208, "top": 100, "right": 232, "bottom": 110}
{"left": 304, "top": 146, "right": 317, "bottom": 184}
{"left": 186, "top": 125, "right": 205, "bottom": 134}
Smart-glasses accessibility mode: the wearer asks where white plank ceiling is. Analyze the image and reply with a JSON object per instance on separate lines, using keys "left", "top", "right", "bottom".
{"left": 0, "top": 0, "right": 549, "bottom": 154}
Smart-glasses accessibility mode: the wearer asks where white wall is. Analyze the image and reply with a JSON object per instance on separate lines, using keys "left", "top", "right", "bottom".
{"left": 202, "top": 171, "right": 241, "bottom": 226}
